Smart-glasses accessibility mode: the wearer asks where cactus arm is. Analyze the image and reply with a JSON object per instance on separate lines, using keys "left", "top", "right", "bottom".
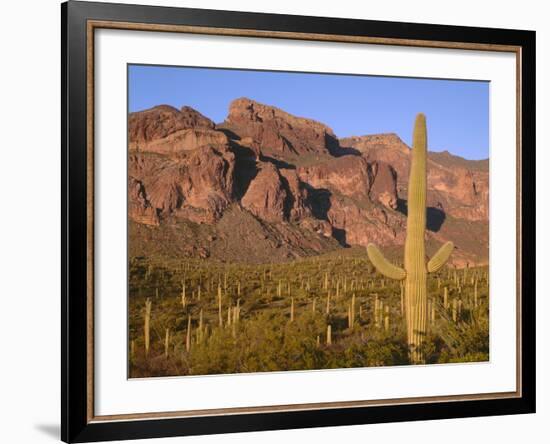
{"left": 367, "top": 244, "right": 406, "bottom": 280}
{"left": 427, "top": 241, "right": 454, "bottom": 273}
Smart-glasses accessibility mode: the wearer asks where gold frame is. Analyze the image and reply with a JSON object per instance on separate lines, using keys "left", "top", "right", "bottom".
{"left": 86, "top": 20, "right": 523, "bottom": 423}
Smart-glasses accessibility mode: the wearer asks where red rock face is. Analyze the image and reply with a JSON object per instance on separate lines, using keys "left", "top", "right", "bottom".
{"left": 222, "top": 98, "right": 338, "bottom": 158}
{"left": 128, "top": 111, "right": 235, "bottom": 224}
{"left": 370, "top": 162, "right": 398, "bottom": 210}
{"left": 428, "top": 165, "right": 489, "bottom": 221}
{"left": 178, "top": 145, "right": 236, "bottom": 223}
{"left": 326, "top": 196, "right": 405, "bottom": 248}
{"left": 130, "top": 128, "right": 229, "bottom": 156}
{"left": 343, "top": 134, "right": 489, "bottom": 221}
{"left": 240, "top": 165, "right": 312, "bottom": 224}
{"left": 241, "top": 162, "right": 288, "bottom": 222}
{"left": 279, "top": 169, "right": 311, "bottom": 221}
{"left": 129, "top": 105, "right": 215, "bottom": 146}
{"left": 128, "top": 176, "right": 159, "bottom": 226}
{"left": 341, "top": 133, "right": 411, "bottom": 187}
{"left": 298, "top": 156, "right": 373, "bottom": 200}
{"left": 128, "top": 99, "right": 489, "bottom": 265}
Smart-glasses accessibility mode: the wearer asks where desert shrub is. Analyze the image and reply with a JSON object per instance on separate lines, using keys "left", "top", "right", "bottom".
{"left": 128, "top": 254, "right": 489, "bottom": 377}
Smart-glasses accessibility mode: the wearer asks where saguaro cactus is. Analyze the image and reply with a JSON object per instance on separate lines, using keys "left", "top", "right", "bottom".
{"left": 186, "top": 315, "right": 192, "bottom": 352}
{"left": 164, "top": 328, "right": 170, "bottom": 358}
{"left": 367, "top": 114, "right": 453, "bottom": 364}
{"left": 144, "top": 298, "right": 152, "bottom": 357}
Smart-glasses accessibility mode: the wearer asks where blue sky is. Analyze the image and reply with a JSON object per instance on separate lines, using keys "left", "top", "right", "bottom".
{"left": 129, "top": 65, "right": 489, "bottom": 160}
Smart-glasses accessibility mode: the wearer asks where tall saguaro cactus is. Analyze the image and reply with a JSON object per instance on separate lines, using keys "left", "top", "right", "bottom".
{"left": 367, "top": 113, "right": 453, "bottom": 364}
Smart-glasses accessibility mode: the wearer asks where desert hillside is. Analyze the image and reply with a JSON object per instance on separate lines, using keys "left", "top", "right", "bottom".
{"left": 128, "top": 98, "right": 489, "bottom": 266}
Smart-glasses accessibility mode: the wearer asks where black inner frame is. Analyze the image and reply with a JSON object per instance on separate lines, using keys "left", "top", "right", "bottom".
{"left": 62, "top": 1, "right": 536, "bottom": 442}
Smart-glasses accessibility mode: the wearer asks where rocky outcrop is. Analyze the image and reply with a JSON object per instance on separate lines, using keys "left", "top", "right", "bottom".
{"left": 128, "top": 143, "right": 235, "bottom": 225}
{"left": 241, "top": 162, "right": 288, "bottom": 222}
{"left": 221, "top": 98, "right": 339, "bottom": 157}
{"left": 428, "top": 165, "right": 489, "bottom": 221}
{"left": 293, "top": 156, "right": 401, "bottom": 249}
{"left": 130, "top": 128, "right": 229, "bottom": 156}
{"left": 370, "top": 162, "right": 398, "bottom": 209}
{"left": 297, "top": 156, "right": 399, "bottom": 210}
{"left": 128, "top": 176, "right": 159, "bottom": 226}
{"left": 342, "top": 133, "right": 410, "bottom": 155}
{"left": 129, "top": 105, "right": 215, "bottom": 146}
{"left": 326, "top": 196, "right": 405, "bottom": 247}
{"left": 127, "top": 100, "right": 489, "bottom": 265}
{"left": 341, "top": 133, "right": 411, "bottom": 187}
{"left": 343, "top": 133, "right": 489, "bottom": 221}
{"left": 279, "top": 168, "right": 311, "bottom": 221}
{"left": 297, "top": 156, "right": 373, "bottom": 199}
{"left": 145, "top": 166, "right": 182, "bottom": 215}
{"left": 175, "top": 145, "right": 236, "bottom": 223}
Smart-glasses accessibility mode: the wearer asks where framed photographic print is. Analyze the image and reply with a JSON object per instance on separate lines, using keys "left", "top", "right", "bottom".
{"left": 61, "top": 1, "right": 536, "bottom": 442}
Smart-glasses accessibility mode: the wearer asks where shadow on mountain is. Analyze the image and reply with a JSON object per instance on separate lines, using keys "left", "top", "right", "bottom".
{"left": 305, "top": 185, "right": 349, "bottom": 247}
{"left": 331, "top": 227, "right": 349, "bottom": 248}
{"left": 396, "top": 198, "right": 446, "bottom": 232}
{"left": 217, "top": 127, "right": 241, "bottom": 141}
{"left": 306, "top": 186, "right": 331, "bottom": 220}
{"left": 326, "top": 134, "right": 361, "bottom": 157}
{"left": 396, "top": 198, "right": 407, "bottom": 216}
{"left": 279, "top": 174, "right": 295, "bottom": 221}
{"left": 229, "top": 143, "right": 259, "bottom": 199}
{"left": 427, "top": 207, "right": 446, "bottom": 232}
{"left": 260, "top": 155, "right": 296, "bottom": 170}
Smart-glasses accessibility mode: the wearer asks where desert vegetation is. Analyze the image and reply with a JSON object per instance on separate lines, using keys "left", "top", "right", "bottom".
{"left": 128, "top": 109, "right": 489, "bottom": 378}
{"left": 128, "top": 249, "right": 489, "bottom": 378}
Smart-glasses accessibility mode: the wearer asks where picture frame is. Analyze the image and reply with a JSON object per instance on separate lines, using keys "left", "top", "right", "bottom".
{"left": 61, "top": 1, "right": 536, "bottom": 442}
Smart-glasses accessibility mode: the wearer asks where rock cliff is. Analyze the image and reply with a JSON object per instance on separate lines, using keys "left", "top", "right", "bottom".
{"left": 128, "top": 99, "right": 489, "bottom": 266}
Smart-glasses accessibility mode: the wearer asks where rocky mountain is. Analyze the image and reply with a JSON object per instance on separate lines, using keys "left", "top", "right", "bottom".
{"left": 128, "top": 98, "right": 489, "bottom": 267}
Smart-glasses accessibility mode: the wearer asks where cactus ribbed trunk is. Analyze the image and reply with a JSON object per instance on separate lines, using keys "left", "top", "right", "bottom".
{"left": 367, "top": 113, "right": 453, "bottom": 365}
{"left": 404, "top": 113, "right": 428, "bottom": 364}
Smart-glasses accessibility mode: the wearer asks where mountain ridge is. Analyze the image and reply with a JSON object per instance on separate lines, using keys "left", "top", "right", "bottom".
{"left": 128, "top": 98, "right": 489, "bottom": 267}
